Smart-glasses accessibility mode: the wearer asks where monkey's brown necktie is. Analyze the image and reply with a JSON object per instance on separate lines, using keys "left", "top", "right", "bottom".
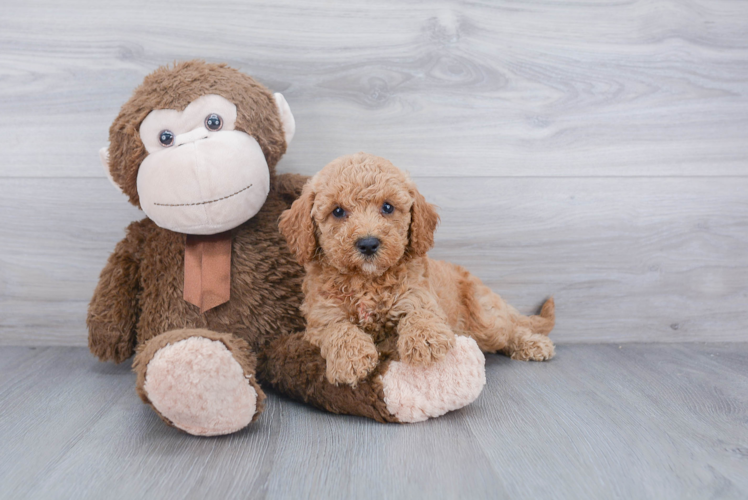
{"left": 183, "top": 232, "right": 232, "bottom": 313}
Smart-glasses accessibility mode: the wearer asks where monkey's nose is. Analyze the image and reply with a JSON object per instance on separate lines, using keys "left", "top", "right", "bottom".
{"left": 356, "top": 237, "right": 380, "bottom": 256}
{"left": 174, "top": 127, "right": 210, "bottom": 147}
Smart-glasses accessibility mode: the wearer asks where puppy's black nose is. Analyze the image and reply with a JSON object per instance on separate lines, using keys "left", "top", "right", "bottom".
{"left": 356, "top": 237, "right": 380, "bottom": 256}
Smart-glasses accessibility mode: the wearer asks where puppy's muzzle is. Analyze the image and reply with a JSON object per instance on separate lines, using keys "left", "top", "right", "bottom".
{"left": 356, "top": 237, "right": 380, "bottom": 257}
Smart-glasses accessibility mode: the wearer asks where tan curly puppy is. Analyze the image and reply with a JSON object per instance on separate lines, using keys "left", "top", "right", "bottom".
{"left": 279, "top": 152, "right": 555, "bottom": 386}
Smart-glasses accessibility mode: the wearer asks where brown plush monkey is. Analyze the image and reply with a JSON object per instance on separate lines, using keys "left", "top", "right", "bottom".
{"left": 89, "top": 61, "right": 485, "bottom": 436}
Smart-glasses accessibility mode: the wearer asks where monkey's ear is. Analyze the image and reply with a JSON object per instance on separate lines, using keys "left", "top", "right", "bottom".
{"left": 407, "top": 188, "right": 440, "bottom": 258}
{"left": 99, "top": 145, "right": 124, "bottom": 195}
{"left": 278, "top": 182, "right": 317, "bottom": 266}
{"left": 274, "top": 93, "right": 295, "bottom": 146}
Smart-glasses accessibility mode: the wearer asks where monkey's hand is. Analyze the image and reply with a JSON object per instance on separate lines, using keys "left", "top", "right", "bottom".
{"left": 397, "top": 311, "right": 456, "bottom": 367}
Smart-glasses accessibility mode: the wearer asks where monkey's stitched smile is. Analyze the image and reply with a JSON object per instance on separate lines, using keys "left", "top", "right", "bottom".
{"left": 153, "top": 184, "right": 253, "bottom": 207}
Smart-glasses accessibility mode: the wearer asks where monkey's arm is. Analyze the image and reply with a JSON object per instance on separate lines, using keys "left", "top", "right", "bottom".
{"left": 87, "top": 221, "right": 144, "bottom": 363}
{"left": 391, "top": 287, "right": 456, "bottom": 367}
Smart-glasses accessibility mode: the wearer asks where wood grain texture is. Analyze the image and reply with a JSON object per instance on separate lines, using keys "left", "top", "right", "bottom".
{"left": 0, "top": 0, "right": 747, "bottom": 178}
{"left": 1, "top": 0, "right": 747, "bottom": 345}
{"left": 2, "top": 175, "right": 747, "bottom": 345}
{"left": 1, "top": 344, "right": 746, "bottom": 499}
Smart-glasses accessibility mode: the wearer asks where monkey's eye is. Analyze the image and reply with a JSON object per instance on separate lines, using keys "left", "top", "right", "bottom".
{"left": 381, "top": 202, "right": 394, "bottom": 214}
{"left": 159, "top": 130, "right": 174, "bottom": 147}
{"left": 332, "top": 207, "right": 346, "bottom": 219}
{"left": 205, "top": 113, "right": 223, "bottom": 131}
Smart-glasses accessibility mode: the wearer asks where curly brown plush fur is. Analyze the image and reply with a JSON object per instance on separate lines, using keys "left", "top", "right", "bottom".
{"left": 279, "top": 153, "right": 556, "bottom": 387}
{"left": 88, "top": 62, "right": 403, "bottom": 433}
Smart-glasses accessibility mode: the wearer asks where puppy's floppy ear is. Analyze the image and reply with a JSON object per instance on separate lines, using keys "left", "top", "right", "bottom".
{"left": 407, "top": 187, "right": 440, "bottom": 258}
{"left": 279, "top": 182, "right": 317, "bottom": 266}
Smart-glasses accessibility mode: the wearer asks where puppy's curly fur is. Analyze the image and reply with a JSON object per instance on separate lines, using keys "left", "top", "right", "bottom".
{"left": 280, "top": 153, "right": 555, "bottom": 386}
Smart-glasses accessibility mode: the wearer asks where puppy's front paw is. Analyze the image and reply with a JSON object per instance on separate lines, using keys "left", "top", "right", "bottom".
{"left": 325, "top": 337, "right": 379, "bottom": 386}
{"left": 398, "top": 321, "right": 455, "bottom": 367}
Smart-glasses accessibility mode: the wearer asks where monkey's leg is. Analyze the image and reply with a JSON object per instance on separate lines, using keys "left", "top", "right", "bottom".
{"left": 133, "top": 328, "right": 265, "bottom": 436}
{"left": 260, "top": 332, "right": 485, "bottom": 423}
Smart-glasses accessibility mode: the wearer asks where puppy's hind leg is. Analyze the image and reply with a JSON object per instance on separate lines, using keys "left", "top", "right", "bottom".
{"left": 503, "top": 326, "right": 555, "bottom": 361}
{"left": 458, "top": 272, "right": 555, "bottom": 361}
{"left": 501, "top": 298, "right": 555, "bottom": 361}
{"left": 517, "top": 297, "right": 555, "bottom": 336}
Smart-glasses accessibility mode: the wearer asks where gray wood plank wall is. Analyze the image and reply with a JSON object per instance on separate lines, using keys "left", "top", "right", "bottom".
{"left": 1, "top": 0, "right": 747, "bottom": 345}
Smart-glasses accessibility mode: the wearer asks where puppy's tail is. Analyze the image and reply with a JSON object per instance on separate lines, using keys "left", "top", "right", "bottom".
{"left": 520, "top": 297, "right": 555, "bottom": 336}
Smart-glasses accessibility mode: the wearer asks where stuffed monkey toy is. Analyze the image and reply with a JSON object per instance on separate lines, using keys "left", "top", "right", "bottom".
{"left": 89, "top": 61, "right": 485, "bottom": 436}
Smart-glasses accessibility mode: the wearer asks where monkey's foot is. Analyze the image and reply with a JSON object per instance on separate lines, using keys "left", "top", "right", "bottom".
{"left": 142, "top": 336, "right": 259, "bottom": 436}
{"left": 380, "top": 336, "right": 486, "bottom": 423}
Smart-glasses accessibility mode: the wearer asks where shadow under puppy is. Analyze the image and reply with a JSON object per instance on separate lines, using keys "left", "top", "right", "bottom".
{"left": 279, "top": 153, "right": 555, "bottom": 401}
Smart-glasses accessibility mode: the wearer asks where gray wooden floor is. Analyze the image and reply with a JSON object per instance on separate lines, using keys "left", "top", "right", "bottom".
{"left": 1, "top": 344, "right": 746, "bottom": 500}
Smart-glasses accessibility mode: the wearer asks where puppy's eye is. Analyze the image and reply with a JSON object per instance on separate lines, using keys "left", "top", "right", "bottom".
{"left": 159, "top": 130, "right": 174, "bottom": 147}
{"left": 205, "top": 113, "right": 223, "bottom": 131}
{"left": 381, "top": 202, "right": 394, "bottom": 214}
{"left": 332, "top": 207, "right": 346, "bottom": 218}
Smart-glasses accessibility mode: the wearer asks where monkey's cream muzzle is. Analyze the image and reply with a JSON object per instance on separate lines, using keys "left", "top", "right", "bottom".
{"left": 137, "top": 130, "right": 270, "bottom": 235}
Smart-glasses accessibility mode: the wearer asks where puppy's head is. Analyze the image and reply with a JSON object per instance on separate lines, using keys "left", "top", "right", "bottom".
{"left": 279, "top": 153, "right": 439, "bottom": 276}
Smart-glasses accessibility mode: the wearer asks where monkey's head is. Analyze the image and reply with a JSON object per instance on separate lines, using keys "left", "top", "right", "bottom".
{"left": 101, "top": 60, "right": 295, "bottom": 235}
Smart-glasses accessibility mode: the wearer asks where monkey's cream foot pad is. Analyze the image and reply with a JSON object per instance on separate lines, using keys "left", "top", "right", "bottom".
{"left": 380, "top": 336, "right": 486, "bottom": 423}
{"left": 143, "top": 337, "right": 257, "bottom": 436}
